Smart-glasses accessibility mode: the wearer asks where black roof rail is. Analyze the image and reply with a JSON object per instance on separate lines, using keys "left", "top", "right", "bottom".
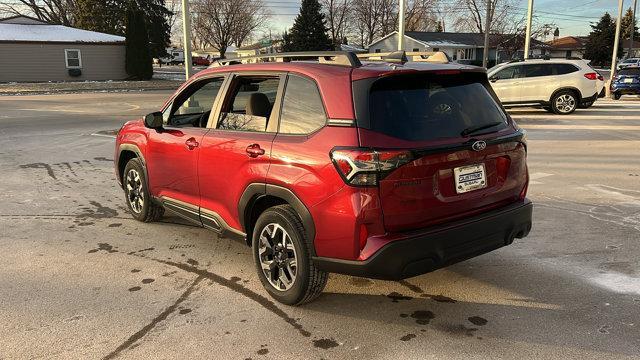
{"left": 211, "top": 51, "right": 362, "bottom": 68}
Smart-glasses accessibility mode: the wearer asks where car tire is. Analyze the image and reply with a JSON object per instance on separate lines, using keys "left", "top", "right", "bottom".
{"left": 551, "top": 90, "right": 578, "bottom": 115}
{"left": 123, "top": 158, "right": 164, "bottom": 222}
{"left": 252, "top": 205, "right": 328, "bottom": 305}
{"left": 613, "top": 93, "right": 622, "bottom": 100}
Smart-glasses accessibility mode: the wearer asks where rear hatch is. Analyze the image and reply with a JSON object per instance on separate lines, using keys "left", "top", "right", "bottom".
{"left": 616, "top": 67, "right": 640, "bottom": 85}
{"left": 353, "top": 71, "right": 527, "bottom": 232}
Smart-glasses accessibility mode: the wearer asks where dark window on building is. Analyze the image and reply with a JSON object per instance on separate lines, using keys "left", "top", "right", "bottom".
{"left": 413, "top": 48, "right": 420, "bottom": 52}
{"left": 279, "top": 75, "right": 326, "bottom": 134}
{"left": 375, "top": 49, "right": 381, "bottom": 53}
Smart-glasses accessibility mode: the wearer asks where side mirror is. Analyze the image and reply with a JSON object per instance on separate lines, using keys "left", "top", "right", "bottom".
{"left": 144, "top": 111, "right": 163, "bottom": 129}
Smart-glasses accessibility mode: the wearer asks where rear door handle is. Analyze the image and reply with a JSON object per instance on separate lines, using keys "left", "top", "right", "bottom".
{"left": 185, "top": 137, "right": 199, "bottom": 150}
{"left": 246, "top": 144, "right": 265, "bottom": 158}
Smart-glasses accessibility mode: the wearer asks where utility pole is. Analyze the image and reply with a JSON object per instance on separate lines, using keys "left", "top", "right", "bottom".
{"left": 398, "top": 0, "right": 406, "bottom": 51}
{"left": 628, "top": 0, "right": 638, "bottom": 58}
{"left": 181, "top": 0, "right": 193, "bottom": 80}
{"left": 482, "top": 0, "right": 492, "bottom": 68}
{"left": 523, "top": 0, "right": 534, "bottom": 59}
{"left": 608, "top": 0, "right": 625, "bottom": 97}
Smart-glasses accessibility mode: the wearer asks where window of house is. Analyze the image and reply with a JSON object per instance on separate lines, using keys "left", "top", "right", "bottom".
{"left": 413, "top": 48, "right": 420, "bottom": 52}
{"left": 65, "top": 49, "right": 82, "bottom": 68}
{"left": 279, "top": 75, "right": 326, "bottom": 134}
{"left": 163, "top": 77, "right": 224, "bottom": 128}
{"left": 375, "top": 49, "right": 381, "bottom": 53}
{"left": 433, "top": 48, "right": 440, "bottom": 51}
{"left": 217, "top": 76, "right": 280, "bottom": 132}
{"left": 458, "top": 48, "right": 474, "bottom": 60}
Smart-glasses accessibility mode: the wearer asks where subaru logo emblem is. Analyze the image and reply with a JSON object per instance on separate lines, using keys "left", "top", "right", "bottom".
{"left": 472, "top": 141, "right": 486, "bottom": 152}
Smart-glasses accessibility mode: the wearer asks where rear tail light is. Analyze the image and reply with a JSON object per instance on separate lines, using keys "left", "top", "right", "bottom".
{"left": 584, "top": 72, "right": 598, "bottom": 80}
{"left": 330, "top": 148, "right": 414, "bottom": 186}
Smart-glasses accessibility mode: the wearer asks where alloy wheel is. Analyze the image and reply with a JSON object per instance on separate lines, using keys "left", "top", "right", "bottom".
{"left": 126, "top": 169, "right": 144, "bottom": 213}
{"left": 555, "top": 94, "right": 576, "bottom": 113}
{"left": 258, "top": 223, "right": 297, "bottom": 291}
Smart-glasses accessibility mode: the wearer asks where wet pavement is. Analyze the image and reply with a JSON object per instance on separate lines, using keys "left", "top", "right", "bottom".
{"left": 0, "top": 92, "right": 639, "bottom": 359}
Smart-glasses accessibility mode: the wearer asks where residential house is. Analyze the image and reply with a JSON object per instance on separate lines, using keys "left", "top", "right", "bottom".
{"left": 368, "top": 31, "right": 548, "bottom": 65}
{"left": 0, "top": 15, "right": 127, "bottom": 82}
{"left": 546, "top": 36, "right": 588, "bottom": 59}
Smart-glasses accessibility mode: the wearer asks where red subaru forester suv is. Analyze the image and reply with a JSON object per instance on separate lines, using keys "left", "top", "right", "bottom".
{"left": 115, "top": 51, "right": 532, "bottom": 305}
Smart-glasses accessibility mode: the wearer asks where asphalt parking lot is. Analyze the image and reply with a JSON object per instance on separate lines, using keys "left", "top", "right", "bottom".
{"left": 0, "top": 91, "right": 639, "bottom": 359}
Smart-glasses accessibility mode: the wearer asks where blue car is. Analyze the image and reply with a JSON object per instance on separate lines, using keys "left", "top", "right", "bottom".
{"left": 611, "top": 66, "right": 640, "bottom": 100}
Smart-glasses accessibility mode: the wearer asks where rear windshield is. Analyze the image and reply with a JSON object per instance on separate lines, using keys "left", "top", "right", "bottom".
{"left": 368, "top": 74, "right": 508, "bottom": 141}
{"left": 619, "top": 68, "right": 640, "bottom": 76}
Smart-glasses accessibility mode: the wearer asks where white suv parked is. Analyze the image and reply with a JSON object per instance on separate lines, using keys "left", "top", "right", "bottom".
{"left": 488, "top": 59, "right": 604, "bottom": 115}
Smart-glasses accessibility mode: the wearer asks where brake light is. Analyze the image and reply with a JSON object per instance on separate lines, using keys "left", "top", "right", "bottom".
{"left": 330, "top": 148, "right": 414, "bottom": 186}
{"left": 584, "top": 72, "right": 598, "bottom": 80}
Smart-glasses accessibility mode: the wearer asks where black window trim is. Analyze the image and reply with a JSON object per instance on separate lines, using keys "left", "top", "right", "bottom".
{"left": 275, "top": 72, "right": 329, "bottom": 137}
{"left": 210, "top": 71, "right": 286, "bottom": 134}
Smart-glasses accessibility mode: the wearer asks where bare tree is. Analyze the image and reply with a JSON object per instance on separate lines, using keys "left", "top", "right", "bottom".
{"left": 452, "top": 0, "right": 517, "bottom": 34}
{"left": 0, "top": 0, "right": 77, "bottom": 25}
{"left": 405, "top": 0, "right": 440, "bottom": 31}
{"left": 191, "top": 0, "right": 269, "bottom": 57}
{"left": 321, "top": 0, "right": 352, "bottom": 48}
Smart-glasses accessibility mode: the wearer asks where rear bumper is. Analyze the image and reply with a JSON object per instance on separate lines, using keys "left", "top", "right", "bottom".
{"left": 313, "top": 200, "right": 533, "bottom": 280}
{"left": 612, "top": 84, "right": 640, "bottom": 95}
{"left": 581, "top": 93, "right": 598, "bottom": 104}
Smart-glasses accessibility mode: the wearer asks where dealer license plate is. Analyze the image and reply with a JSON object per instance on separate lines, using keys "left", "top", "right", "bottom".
{"left": 454, "top": 164, "right": 487, "bottom": 194}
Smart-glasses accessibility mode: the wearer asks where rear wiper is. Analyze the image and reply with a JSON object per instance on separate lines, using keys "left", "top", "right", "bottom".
{"left": 460, "top": 121, "right": 504, "bottom": 136}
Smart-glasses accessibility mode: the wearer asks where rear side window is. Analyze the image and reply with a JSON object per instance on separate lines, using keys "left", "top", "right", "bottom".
{"left": 368, "top": 74, "right": 507, "bottom": 141}
{"left": 619, "top": 68, "right": 640, "bottom": 76}
{"left": 523, "top": 64, "right": 551, "bottom": 78}
{"left": 552, "top": 63, "right": 579, "bottom": 75}
{"left": 279, "top": 75, "right": 326, "bottom": 134}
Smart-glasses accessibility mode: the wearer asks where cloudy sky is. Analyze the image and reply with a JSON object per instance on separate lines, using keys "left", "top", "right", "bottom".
{"left": 267, "top": 0, "right": 628, "bottom": 38}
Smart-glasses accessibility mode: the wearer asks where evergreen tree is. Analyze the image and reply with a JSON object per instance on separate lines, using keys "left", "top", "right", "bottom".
{"left": 125, "top": 5, "right": 153, "bottom": 80}
{"left": 584, "top": 13, "right": 623, "bottom": 66}
{"left": 282, "top": 30, "right": 293, "bottom": 52}
{"left": 621, "top": 7, "right": 640, "bottom": 40}
{"left": 288, "top": 0, "right": 332, "bottom": 51}
{"left": 436, "top": 21, "right": 444, "bottom": 33}
{"left": 73, "top": 0, "right": 171, "bottom": 59}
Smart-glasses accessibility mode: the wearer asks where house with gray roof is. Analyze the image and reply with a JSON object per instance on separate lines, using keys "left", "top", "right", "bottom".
{"left": 0, "top": 15, "right": 127, "bottom": 82}
{"left": 368, "top": 31, "right": 549, "bottom": 65}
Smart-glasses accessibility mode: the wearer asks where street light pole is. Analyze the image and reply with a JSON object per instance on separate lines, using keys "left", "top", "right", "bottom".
{"left": 482, "top": 0, "right": 492, "bottom": 68}
{"left": 608, "top": 0, "right": 625, "bottom": 97}
{"left": 398, "top": 0, "right": 406, "bottom": 51}
{"left": 524, "top": 0, "right": 534, "bottom": 59}
{"left": 181, "top": 0, "right": 193, "bottom": 80}
{"left": 629, "top": 0, "right": 638, "bottom": 58}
